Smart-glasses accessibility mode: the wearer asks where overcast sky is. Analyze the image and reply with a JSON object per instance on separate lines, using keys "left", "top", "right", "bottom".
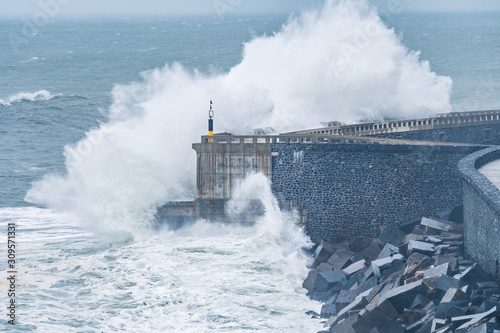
{"left": 1, "top": 0, "right": 500, "bottom": 18}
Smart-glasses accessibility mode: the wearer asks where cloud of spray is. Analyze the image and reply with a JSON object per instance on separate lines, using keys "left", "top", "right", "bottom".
{"left": 26, "top": 0, "right": 452, "bottom": 237}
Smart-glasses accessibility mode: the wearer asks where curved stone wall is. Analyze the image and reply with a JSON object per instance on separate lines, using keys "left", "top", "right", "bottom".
{"left": 459, "top": 146, "right": 500, "bottom": 278}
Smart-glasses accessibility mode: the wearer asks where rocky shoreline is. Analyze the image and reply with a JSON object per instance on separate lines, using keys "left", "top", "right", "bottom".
{"left": 303, "top": 207, "right": 500, "bottom": 333}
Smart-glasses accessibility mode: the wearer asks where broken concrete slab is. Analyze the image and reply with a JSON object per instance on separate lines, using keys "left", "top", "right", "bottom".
{"left": 379, "top": 280, "right": 424, "bottom": 313}
{"left": 377, "top": 243, "right": 400, "bottom": 260}
{"left": 436, "top": 301, "right": 468, "bottom": 320}
{"left": 335, "top": 289, "right": 371, "bottom": 321}
{"left": 371, "top": 254, "right": 405, "bottom": 278}
{"left": 454, "top": 263, "right": 490, "bottom": 283}
{"left": 468, "top": 323, "right": 488, "bottom": 333}
{"left": 455, "top": 306, "right": 497, "bottom": 332}
{"left": 440, "top": 288, "right": 469, "bottom": 303}
{"left": 423, "top": 263, "right": 450, "bottom": 278}
{"left": 408, "top": 240, "right": 436, "bottom": 256}
{"left": 421, "top": 217, "right": 452, "bottom": 232}
{"left": 343, "top": 259, "right": 367, "bottom": 277}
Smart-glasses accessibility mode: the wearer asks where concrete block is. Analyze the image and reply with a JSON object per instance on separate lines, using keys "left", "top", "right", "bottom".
{"left": 371, "top": 254, "right": 404, "bottom": 278}
{"left": 379, "top": 280, "right": 424, "bottom": 313}
{"left": 316, "top": 270, "right": 347, "bottom": 291}
{"left": 377, "top": 243, "right": 400, "bottom": 260}
{"left": 440, "top": 288, "right": 469, "bottom": 303}
{"left": 454, "top": 263, "right": 490, "bottom": 283}
{"left": 423, "top": 263, "right": 450, "bottom": 278}
{"left": 328, "top": 247, "right": 355, "bottom": 270}
{"left": 408, "top": 240, "right": 436, "bottom": 256}
{"left": 360, "top": 240, "right": 385, "bottom": 263}
{"left": 455, "top": 306, "right": 497, "bottom": 332}
{"left": 350, "top": 236, "right": 373, "bottom": 253}
{"left": 317, "top": 262, "right": 334, "bottom": 272}
{"left": 343, "top": 260, "right": 367, "bottom": 277}
{"left": 378, "top": 225, "right": 406, "bottom": 247}
{"left": 421, "top": 217, "right": 452, "bottom": 232}
{"left": 352, "top": 300, "right": 398, "bottom": 333}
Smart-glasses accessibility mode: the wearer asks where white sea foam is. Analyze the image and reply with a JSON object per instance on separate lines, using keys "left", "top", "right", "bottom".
{"left": 21, "top": 57, "right": 44, "bottom": 64}
{"left": 4, "top": 178, "right": 322, "bottom": 332}
{"left": 0, "top": 90, "right": 55, "bottom": 106}
{"left": 26, "top": 0, "right": 452, "bottom": 237}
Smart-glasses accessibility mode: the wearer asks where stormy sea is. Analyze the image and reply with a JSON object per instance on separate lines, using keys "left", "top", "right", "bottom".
{"left": 1, "top": 0, "right": 499, "bottom": 331}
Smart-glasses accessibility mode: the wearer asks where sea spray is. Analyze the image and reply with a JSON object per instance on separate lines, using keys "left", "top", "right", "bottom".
{"left": 26, "top": 0, "right": 452, "bottom": 236}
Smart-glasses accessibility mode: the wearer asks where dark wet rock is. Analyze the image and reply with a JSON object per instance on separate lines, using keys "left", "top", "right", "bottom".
{"left": 305, "top": 310, "right": 320, "bottom": 318}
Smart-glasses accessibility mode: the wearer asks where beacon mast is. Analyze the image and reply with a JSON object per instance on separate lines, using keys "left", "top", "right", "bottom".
{"left": 208, "top": 100, "right": 214, "bottom": 143}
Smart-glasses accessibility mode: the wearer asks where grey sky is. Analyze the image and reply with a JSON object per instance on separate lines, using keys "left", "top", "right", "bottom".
{"left": 1, "top": 0, "right": 499, "bottom": 18}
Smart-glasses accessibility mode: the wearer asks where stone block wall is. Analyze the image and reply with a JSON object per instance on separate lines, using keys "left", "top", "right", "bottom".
{"left": 271, "top": 143, "right": 482, "bottom": 238}
{"left": 459, "top": 147, "right": 500, "bottom": 278}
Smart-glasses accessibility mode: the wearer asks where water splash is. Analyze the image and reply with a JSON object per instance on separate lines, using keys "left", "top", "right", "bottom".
{"left": 26, "top": 0, "right": 452, "bottom": 237}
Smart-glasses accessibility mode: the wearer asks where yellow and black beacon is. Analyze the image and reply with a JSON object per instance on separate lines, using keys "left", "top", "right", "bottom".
{"left": 208, "top": 100, "right": 214, "bottom": 143}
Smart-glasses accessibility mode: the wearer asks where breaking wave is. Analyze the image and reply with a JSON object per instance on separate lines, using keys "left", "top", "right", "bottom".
{"left": 0, "top": 90, "right": 56, "bottom": 106}
{"left": 26, "top": 0, "right": 452, "bottom": 237}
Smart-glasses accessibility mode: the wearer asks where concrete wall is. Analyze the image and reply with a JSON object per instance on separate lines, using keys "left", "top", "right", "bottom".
{"left": 193, "top": 139, "right": 272, "bottom": 199}
{"left": 271, "top": 143, "right": 482, "bottom": 238}
{"left": 459, "top": 147, "right": 500, "bottom": 278}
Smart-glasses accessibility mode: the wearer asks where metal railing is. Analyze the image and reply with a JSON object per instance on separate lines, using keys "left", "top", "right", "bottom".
{"left": 284, "top": 110, "right": 500, "bottom": 137}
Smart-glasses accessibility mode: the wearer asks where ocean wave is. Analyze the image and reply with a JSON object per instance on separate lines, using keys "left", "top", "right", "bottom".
{"left": 0, "top": 90, "right": 57, "bottom": 106}
{"left": 21, "top": 57, "right": 44, "bottom": 64}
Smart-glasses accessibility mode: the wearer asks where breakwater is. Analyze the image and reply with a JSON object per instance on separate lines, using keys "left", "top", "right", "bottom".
{"left": 459, "top": 146, "right": 500, "bottom": 278}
